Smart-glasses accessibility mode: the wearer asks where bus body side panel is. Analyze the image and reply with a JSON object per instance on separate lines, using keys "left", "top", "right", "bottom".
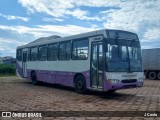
{"left": 16, "top": 61, "right": 23, "bottom": 77}
{"left": 57, "top": 60, "right": 90, "bottom": 87}
{"left": 26, "top": 69, "right": 90, "bottom": 88}
{"left": 36, "top": 61, "right": 57, "bottom": 83}
{"left": 26, "top": 60, "right": 91, "bottom": 88}
{"left": 26, "top": 61, "right": 37, "bottom": 78}
{"left": 82, "top": 70, "right": 91, "bottom": 89}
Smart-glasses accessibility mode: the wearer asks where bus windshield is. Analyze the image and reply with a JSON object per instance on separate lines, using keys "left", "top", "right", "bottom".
{"left": 106, "top": 41, "right": 143, "bottom": 72}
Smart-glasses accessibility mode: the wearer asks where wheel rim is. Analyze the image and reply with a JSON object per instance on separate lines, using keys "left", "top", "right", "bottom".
{"left": 77, "top": 80, "right": 82, "bottom": 89}
{"left": 149, "top": 72, "right": 156, "bottom": 79}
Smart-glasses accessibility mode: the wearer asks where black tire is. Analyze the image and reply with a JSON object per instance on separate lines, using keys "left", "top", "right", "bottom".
{"left": 157, "top": 72, "right": 160, "bottom": 80}
{"left": 106, "top": 90, "right": 116, "bottom": 94}
{"left": 31, "top": 71, "right": 39, "bottom": 85}
{"left": 75, "top": 75, "right": 87, "bottom": 94}
{"left": 148, "top": 72, "right": 156, "bottom": 80}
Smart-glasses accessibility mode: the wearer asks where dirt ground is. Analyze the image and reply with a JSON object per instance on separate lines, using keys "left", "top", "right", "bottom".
{"left": 0, "top": 76, "right": 160, "bottom": 120}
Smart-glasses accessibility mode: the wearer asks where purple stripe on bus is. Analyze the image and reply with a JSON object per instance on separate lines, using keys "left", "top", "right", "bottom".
{"left": 26, "top": 69, "right": 91, "bottom": 88}
{"left": 17, "top": 66, "right": 139, "bottom": 91}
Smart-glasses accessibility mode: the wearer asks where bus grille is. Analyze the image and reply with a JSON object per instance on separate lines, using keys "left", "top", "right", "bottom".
{"left": 121, "top": 79, "right": 137, "bottom": 83}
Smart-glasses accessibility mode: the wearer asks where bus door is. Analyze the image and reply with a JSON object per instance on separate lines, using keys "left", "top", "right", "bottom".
{"left": 91, "top": 42, "right": 103, "bottom": 89}
{"left": 22, "top": 51, "right": 27, "bottom": 77}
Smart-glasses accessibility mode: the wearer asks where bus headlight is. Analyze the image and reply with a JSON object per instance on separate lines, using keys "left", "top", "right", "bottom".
{"left": 138, "top": 78, "right": 143, "bottom": 82}
{"left": 109, "top": 79, "right": 120, "bottom": 83}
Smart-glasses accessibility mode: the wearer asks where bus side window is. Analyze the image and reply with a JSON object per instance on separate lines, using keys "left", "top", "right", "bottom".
{"left": 30, "top": 47, "right": 37, "bottom": 61}
{"left": 72, "top": 39, "right": 88, "bottom": 60}
{"left": 59, "top": 41, "right": 71, "bottom": 60}
{"left": 48, "top": 43, "right": 58, "bottom": 61}
{"left": 16, "top": 49, "right": 22, "bottom": 61}
{"left": 38, "top": 45, "right": 47, "bottom": 61}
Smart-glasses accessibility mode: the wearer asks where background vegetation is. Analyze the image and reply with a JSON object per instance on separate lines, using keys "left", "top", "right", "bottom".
{"left": 0, "top": 64, "right": 16, "bottom": 76}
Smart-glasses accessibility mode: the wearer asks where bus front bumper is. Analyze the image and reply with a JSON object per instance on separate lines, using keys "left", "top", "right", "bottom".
{"left": 104, "top": 81, "right": 143, "bottom": 91}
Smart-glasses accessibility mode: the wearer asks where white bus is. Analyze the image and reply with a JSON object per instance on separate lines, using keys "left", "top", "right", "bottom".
{"left": 16, "top": 29, "right": 143, "bottom": 93}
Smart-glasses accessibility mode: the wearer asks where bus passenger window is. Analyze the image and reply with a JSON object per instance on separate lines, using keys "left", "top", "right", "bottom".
{"left": 72, "top": 39, "right": 88, "bottom": 60}
{"left": 16, "top": 49, "right": 22, "bottom": 61}
{"left": 38, "top": 45, "right": 47, "bottom": 61}
{"left": 59, "top": 41, "right": 71, "bottom": 60}
{"left": 48, "top": 43, "right": 58, "bottom": 61}
{"left": 30, "top": 47, "right": 37, "bottom": 61}
{"left": 66, "top": 42, "right": 71, "bottom": 60}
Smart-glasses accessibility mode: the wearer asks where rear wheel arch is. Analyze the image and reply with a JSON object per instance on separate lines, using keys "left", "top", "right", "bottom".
{"left": 31, "top": 70, "right": 39, "bottom": 85}
{"left": 31, "top": 70, "right": 36, "bottom": 76}
{"left": 74, "top": 73, "right": 84, "bottom": 83}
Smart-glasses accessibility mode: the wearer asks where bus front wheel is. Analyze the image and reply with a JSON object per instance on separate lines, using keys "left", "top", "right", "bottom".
{"left": 31, "top": 71, "right": 39, "bottom": 85}
{"left": 75, "top": 75, "right": 87, "bottom": 94}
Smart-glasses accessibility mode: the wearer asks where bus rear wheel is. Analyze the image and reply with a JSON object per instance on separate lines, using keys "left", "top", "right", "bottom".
{"left": 106, "top": 90, "right": 116, "bottom": 94}
{"left": 148, "top": 72, "right": 156, "bottom": 80}
{"left": 75, "top": 75, "right": 87, "bottom": 94}
{"left": 31, "top": 71, "right": 39, "bottom": 85}
{"left": 157, "top": 72, "right": 160, "bottom": 80}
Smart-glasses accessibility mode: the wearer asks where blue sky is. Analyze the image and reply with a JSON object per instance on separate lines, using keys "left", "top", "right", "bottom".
{"left": 0, "top": 0, "right": 160, "bottom": 57}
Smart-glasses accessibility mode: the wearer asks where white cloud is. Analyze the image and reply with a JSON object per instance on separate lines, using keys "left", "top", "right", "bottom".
{"left": 143, "top": 28, "right": 160, "bottom": 41}
{"left": 90, "top": 24, "right": 99, "bottom": 30}
{"left": 43, "top": 18, "right": 64, "bottom": 22}
{"left": 0, "top": 38, "right": 27, "bottom": 45}
{"left": 0, "top": 24, "right": 100, "bottom": 57}
{"left": 0, "top": 13, "right": 29, "bottom": 21}
{"left": 18, "top": 0, "right": 160, "bottom": 33}
{"left": 0, "top": 37, "right": 28, "bottom": 57}
{"left": 18, "top": 0, "right": 74, "bottom": 17}
{"left": 1, "top": 0, "right": 159, "bottom": 57}
{"left": 100, "top": 9, "right": 117, "bottom": 14}
{"left": 102, "top": 0, "right": 160, "bottom": 32}
{"left": 18, "top": 0, "right": 101, "bottom": 21}
{"left": 76, "top": 0, "right": 122, "bottom": 7}
{"left": 66, "top": 8, "right": 101, "bottom": 21}
{"left": 37, "top": 24, "right": 98, "bottom": 36}
{"left": 67, "top": 0, "right": 160, "bottom": 43}
{"left": 0, "top": 24, "right": 99, "bottom": 39}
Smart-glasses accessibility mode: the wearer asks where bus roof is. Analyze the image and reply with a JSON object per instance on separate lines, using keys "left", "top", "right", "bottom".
{"left": 17, "top": 29, "right": 138, "bottom": 49}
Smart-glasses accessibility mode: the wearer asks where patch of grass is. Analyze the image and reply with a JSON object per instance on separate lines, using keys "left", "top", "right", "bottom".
{"left": 0, "top": 74, "right": 16, "bottom": 77}
{"left": 0, "top": 64, "right": 16, "bottom": 76}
